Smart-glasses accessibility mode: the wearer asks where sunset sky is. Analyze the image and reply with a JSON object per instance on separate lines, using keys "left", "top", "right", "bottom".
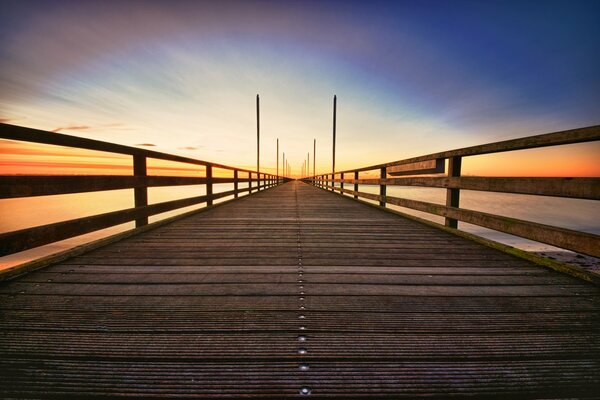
{"left": 1, "top": 0, "right": 599, "bottom": 176}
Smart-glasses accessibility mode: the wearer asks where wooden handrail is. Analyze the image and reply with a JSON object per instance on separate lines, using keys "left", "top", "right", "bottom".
{"left": 324, "top": 177, "right": 600, "bottom": 200}
{"left": 0, "top": 123, "right": 288, "bottom": 256}
{"left": 0, "top": 176, "right": 262, "bottom": 198}
{"left": 331, "top": 125, "right": 600, "bottom": 175}
{"left": 0, "top": 123, "right": 257, "bottom": 173}
{"left": 306, "top": 124, "right": 600, "bottom": 258}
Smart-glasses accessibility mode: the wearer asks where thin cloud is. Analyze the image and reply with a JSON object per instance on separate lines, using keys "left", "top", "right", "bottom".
{"left": 178, "top": 146, "right": 199, "bottom": 150}
{"left": 51, "top": 125, "right": 90, "bottom": 133}
{"left": 135, "top": 143, "right": 156, "bottom": 147}
{"left": 0, "top": 118, "right": 12, "bottom": 123}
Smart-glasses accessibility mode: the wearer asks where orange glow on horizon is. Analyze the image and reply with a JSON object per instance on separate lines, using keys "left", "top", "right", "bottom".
{"left": 2, "top": 138, "right": 599, "bottom": 178}
{"left": 0, "top": 140, "right": 272, "bottom": 177}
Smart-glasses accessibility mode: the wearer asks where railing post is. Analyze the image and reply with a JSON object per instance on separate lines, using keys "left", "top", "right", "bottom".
{"left": 354, "top": 171, "right": 359, "bottom": 199}
{"left": 206, "top": 165, "right": 213, "bottom": 206}
{"left": 379, "top": 167, "right": 387, "bottom": 207}
{"left": 133, "top": 155, "right": 148, "bottom": 227}
{"left": 257, "top": 172, "right": 261, "bottom": 191}
{"left": 234, "top": 170, "right": 239, "bottom": 198}
{"left": 249, "top": 172, "right": 253, "bottom": 193}
{"left": 341, "top": 172, "right": 344, "bottom": 194}
{"left": 331, "top": 173, "right": 334, "bottom": 192}
{"left": 445, "top": 156, "right": 462, "bottom": 228}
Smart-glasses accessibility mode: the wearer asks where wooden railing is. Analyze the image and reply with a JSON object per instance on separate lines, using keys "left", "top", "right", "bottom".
{"left": 0, "top": 123, "right": 287, "bottom": 256}
{"left": 306, "top": 125, "right": 600, "bottom": 258}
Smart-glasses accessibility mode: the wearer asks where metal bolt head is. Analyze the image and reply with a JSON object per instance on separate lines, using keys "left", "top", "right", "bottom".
{"left": 298, "top": 335, "right": 307, "bottom": 342}
{"left": 298, "top": 363, "right": 310, "bottom": 371}
{"left": 299, "top": 387, "right": 312, "bottom": 395}
{"left": 298, "top": 348, "right": 308, "bottom": 355}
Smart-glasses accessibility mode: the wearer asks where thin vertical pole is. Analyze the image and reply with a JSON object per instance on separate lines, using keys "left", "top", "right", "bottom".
{"left": 354, "top": 171, "right": 359, "bottom": 199}
{"left": 332, "top": 95, "right": 336, "bottom": 175}
{"left": 307, "top": 152, "right": 310, "bottom": 179}
{"left": 276, "top": 138, "right": 279, "bottom": 180}
{"left": 256, "top": 94, "right": 260, "bottom": 177}
{"left": 283, "top": 152, "right": 285, "bottom": 178}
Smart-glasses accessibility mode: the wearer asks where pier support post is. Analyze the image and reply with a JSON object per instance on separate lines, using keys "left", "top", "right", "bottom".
{"left": 234, "top": 170, "right": 239, "bottom": 198}
{"left": 379, "top": 167, "right": 387, "bottom": 207}
{"left": 249, "top": 172, "right": 253, "bottom": 193}
{"left": 341, "top": 172, "right": 344, "bottom": 194}
{"left": 445, "top": 156, "right": 462, "bottom": 228}
{"left": 206, "top": 165, "right": 213, "bottom": 206}
{"left": 354, "top": 171, "right": 359, "bottom": 199}
{"left": 133, "top": 155, "right": 148, "bottom": 227}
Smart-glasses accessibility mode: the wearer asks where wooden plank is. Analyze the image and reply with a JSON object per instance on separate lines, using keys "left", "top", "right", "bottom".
{"left": 20, "top": 272, "right": 578, "bottom": 285}
{"left": 1, "top": 359, "right": 598, "bottom": 398}
{"left": 3, "top": 294, "right": 597, "bottom": 313}
{"left": 1, "top": 282, "right": 595, "bottom": 297}
{"left": 387, "top": 158, "right": 444, "bottom": 176}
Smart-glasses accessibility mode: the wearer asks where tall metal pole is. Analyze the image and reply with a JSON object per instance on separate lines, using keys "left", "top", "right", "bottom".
{"left": 332, "top": 95, "right": 336, "bottom": 175}
{"left": 256, "top": 94, "right": 260, "bottom": 176}
{"left": 307, "top": 152, "right": 310, "bottom": 178}
{"left": 276, "top": 138, "right": 279, "bottom": 179}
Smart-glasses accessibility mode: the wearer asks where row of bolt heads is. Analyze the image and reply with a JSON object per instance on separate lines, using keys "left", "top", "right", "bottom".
{"left": 297, "top": 237, "right": 311, "bottom": 396}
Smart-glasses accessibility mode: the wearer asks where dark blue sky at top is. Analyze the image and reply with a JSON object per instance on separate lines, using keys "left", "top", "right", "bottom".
{"left": 1, "top": 0, "right": 598, "bottom": 150}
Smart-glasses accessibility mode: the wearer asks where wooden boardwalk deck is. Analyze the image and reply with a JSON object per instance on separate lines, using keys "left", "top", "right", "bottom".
{"left": 1, "top": 181, "right": 599, "bottom": 398}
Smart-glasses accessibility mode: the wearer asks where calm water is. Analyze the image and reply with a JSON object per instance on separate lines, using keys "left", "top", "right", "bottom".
{"left": 1, "top": 181, "right": 599, "bottom": 269}
{"left": 339, "top": 183, "right": 600, "bottom": 248}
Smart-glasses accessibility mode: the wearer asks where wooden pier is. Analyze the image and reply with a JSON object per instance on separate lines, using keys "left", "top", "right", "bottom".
{"left": 1, "top": 181, "right": 599, "bottom": 398}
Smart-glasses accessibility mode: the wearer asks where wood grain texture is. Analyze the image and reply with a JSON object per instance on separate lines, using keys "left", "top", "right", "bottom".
{"left": 1, "top": 181, "right": 598, "bottom": 398}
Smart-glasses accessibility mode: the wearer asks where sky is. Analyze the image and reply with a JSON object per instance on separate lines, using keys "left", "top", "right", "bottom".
{"left": 1, "top": 0, "right": 599, "bottom": 177}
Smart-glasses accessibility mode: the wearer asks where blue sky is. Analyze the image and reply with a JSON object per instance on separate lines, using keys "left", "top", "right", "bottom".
{"left": 1, "top": 0, "right": 598, "bottom": 174}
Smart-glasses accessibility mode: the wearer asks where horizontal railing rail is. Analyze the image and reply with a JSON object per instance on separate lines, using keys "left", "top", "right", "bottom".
{"left": 305, "top": 125, "right": 600, "bottom": 258}
{"left": 0, "top": 123, "right": 288, "bottom": 256}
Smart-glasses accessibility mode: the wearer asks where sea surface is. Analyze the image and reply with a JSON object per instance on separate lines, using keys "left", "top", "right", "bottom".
{"left": 1, "top": 182, "right": 599, "bottom": 270}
